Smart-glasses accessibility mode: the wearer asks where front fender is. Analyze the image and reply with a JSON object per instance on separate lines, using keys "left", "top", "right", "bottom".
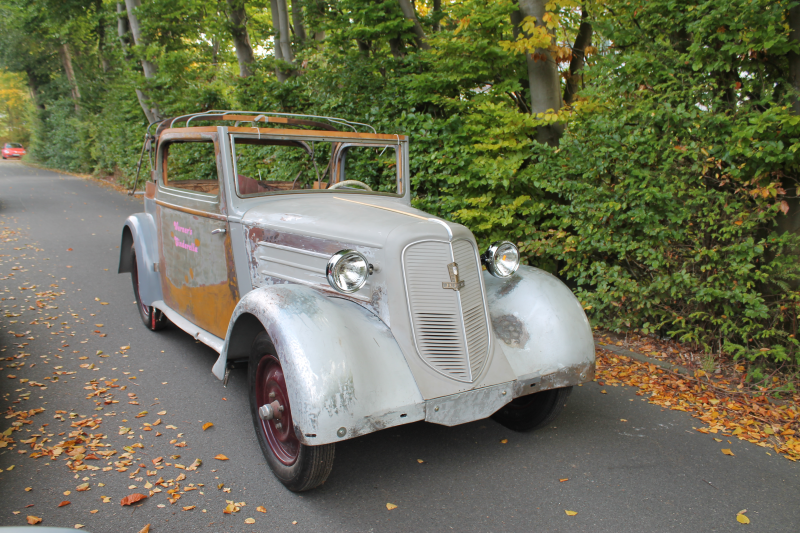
{"left": 484, "top": 265, "right": 595, "bottom": 393}
{"left": 118, "top": 213, "right": 162, "bottom": 307}
{"left": 215, "top": 285, "right": 424, "bottom": 445}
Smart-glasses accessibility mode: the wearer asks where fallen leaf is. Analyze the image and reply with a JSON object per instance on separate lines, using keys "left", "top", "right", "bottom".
{"left": 58, "top": 501, "right": 71, "bottom": 507}
{"left": 722, "top": 449, "right": 735, "bottom": 456}
{"left": 565, "top": 510, "right": 578, "bottom": 516}
{"left": 90, "top": 510, "right": 98, "bottom": 514}
{"left": 737, "top": 513, "right": 750, "bottom": 524}
{"left": 120, "top": 493, "right": 147, "bottom": 506}
{"left": 386, "top": 503, "right": 397, "bottom": 510}
{"left": 182, "top": 505, "right": 196, "bottom": 511}
{"left": 27, "top": 516, "right": 42, "bottom": 525}
{"left": 620, "top": 419, "right": 628, "bottom": 422}
{"left": 500, "top": 439, "right": 508, "bottom": 444}
{"left": 75, "top": 525, "right": 84, "bottom": 529}
{"left": 256, "top": 506, "right": 267, "bottom": 513}
{"left": 151, "top": 457, "right": 163, "bottom": 465}
{"left": 76, "top": 483, "right": 90, "bottom": 492}
{"left": 157, "top": 411, "right": 166, "bottom": 415}
{"left": 214, "top": 454, "right": 229, "bottom": 461}
{"left": 559, "top": 478, "right": 569, "bottom": 482}
{"left": 245, "top": 518, "right": 256, "bottom": 524}
{"left": 25, "top": 487, "right": 32, "bottom": 492}
{"left": 137, "top": 525, "right": 150, "bottom": 533}
{"left": 202, "top": 422, "right": 214, "bottom": 431}
{"left": 63, "top": 491, "right": 71, "bottom": 496}
{"left": 417, "top": 459, "right": 424, "bottom": 463}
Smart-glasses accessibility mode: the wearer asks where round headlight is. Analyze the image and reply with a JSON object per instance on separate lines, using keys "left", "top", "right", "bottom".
{"left": 326, "top": 250, "right": 370, "bottom": 293}
{"left": 482, "top": 241, "right": 520, "bottom": 278}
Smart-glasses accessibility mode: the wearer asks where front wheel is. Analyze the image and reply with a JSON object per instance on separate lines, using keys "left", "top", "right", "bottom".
{"left": 491, "top": 387, "right": 573, "bottom": 432}
{"left": 249, "top": 333, "right": 334, "bottom": 492}
{"left": 130, "top": 244, "right": 168, "bottom": 331}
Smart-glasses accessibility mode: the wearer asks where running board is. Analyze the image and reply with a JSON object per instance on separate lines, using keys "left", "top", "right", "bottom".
{"left": 151, "top": 300, "right": 225, "bottom": 353}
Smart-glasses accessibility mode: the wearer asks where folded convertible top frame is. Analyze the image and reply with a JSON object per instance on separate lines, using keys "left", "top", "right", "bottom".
{"left": 146, "top": 110, "right": 377, "bottom": 139}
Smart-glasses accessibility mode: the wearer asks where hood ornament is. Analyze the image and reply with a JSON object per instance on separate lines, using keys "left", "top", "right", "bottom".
{"left": 442, "top": 262, "right": 465, "bottom": 291}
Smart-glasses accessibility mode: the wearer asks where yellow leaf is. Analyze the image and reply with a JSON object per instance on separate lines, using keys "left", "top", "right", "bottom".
{"left": 559, "top": 478, "right": 569, "bottom": 482}
{"left": 565, "top": 510, "right": 578, "bottom": 516}
{"left": 386, "top": 503, "right": 397, "bottom": 510}
{"left": 157, "top": 411, "right": 166, "bottom": 415}
{"left": 182, "top": 505, "right": 195, "bottom": 511}
{"left": 256, "top": 506, "right": 267, "bottom": 513}
{"left": 137, "top": 525, "right": 150, "bottom": 533}
{"left": 214, "top": 454, "right": 229, "bottom": 461}
{"left": 417, "top": 459, "right": 424, "bottom": 463}
{"left": 202, "top": 422, "right": 214, "bottom": 431}
{"left": 27, "top": 516, "right": 42, "bottom": 525}
{"left": 722, "top": 449, "right": 735, "bottom": 456}
{"left": 737, "top": 514, "right": 750, "bottom": 524}
{"left": 500, "top": 439, "right": 508, "bottom": 444}
{"left": 245, "top": 518, "right": 255, "bottom": 524}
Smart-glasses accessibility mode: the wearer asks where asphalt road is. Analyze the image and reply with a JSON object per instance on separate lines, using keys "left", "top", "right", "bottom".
{"left": 0, "top": 160, "right": 798, "bottom": 533}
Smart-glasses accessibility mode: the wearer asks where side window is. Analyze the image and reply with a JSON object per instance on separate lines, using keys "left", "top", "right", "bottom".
{"left": 162, "top": 141, "right": 219, "bottom": 196}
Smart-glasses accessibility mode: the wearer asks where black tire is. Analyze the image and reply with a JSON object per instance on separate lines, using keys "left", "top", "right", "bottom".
{"left": 130, "top": 244, "right": 168, "bottom": 331}
{"left": 249, "top": 333, "right": 334, "bottom": 492}
{"left": 491, "top": 386, "right": 573, "bottom": 432}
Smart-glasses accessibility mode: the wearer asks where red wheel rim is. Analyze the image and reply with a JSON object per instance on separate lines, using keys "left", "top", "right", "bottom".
{"left": 255, "top": 354, "right": 300, "bottom": 465}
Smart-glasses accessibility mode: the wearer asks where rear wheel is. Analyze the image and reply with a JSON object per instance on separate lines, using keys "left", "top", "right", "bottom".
{"left": 491, "top": 387, "right": 573, "bottom": 432}
{"left": 130, "top": 244, "right": 167, "bottom": 331}
{"left": 249, "top": 333, "right": 334, "bottom": 492}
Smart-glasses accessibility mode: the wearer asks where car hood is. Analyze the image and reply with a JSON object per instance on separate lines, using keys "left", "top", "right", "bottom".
{"left": 238, "top": 194, "right": 454, "bottom": 248}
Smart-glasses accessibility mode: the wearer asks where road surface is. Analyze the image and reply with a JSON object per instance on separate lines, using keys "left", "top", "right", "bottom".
{"left": 0, "top": 161, "right": 798, "bottom": 532}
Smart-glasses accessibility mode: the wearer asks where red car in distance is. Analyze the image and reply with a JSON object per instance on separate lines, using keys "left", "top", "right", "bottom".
{"left": 2, "top": 142, "right": 26, "bottom": 159}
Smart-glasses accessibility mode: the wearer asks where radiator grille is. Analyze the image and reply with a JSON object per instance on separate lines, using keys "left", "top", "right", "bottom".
{"left": 403, "top": 240, "right": 490, "bottom": 382}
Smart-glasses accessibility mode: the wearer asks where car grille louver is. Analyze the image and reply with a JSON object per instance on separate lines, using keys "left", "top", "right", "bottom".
{"left": 402, "top": 240, "right": 491, "bottom": 382}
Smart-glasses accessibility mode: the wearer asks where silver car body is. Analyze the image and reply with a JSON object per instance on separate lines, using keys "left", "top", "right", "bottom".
{"left": 119, "top": 114, "right": 595, "bottom": 447}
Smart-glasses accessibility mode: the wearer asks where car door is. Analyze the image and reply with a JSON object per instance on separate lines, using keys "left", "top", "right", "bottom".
{"left": 155, "top": 133, "right": 239, "bottom": 338}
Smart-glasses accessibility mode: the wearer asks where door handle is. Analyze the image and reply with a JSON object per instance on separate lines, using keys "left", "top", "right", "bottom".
{"left": 211, "top": 228, "right": 226, "bottom": 235}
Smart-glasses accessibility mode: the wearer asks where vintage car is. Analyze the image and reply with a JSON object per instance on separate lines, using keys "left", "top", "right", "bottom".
{"left": 118, "top": 111, "right": 595, "bottom": 491}
{"left": 2, "top": 142, "right": 26, "bottom": 159}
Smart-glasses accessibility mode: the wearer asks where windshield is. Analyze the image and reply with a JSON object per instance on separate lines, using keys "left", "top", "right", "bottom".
{"left": 231, "top": 137, "right": 400, "bottom": 197}
{"left": 6, "top": 143, "right": 22, "bottom": 148}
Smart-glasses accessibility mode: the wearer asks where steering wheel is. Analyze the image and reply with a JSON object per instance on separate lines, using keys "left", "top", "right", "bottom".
{"left": 327, "top": 180, "right": 373, "bottom": 191}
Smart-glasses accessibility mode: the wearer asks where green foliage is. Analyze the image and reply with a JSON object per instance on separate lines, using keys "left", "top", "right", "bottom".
{"left": 2, "top": 0, "right": 800, "bottom": 370}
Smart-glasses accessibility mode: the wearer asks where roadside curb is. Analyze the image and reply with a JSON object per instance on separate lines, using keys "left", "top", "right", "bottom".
{"left": 595, "top": 340, "right": 692, "bottom": 376}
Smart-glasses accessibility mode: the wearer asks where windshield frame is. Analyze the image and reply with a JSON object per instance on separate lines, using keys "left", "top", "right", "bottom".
{"left": 227, "top": 129, "right": 408, "bottom": 201}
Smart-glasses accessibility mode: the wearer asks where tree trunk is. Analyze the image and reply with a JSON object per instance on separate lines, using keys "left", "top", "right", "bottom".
{"left": 270, "top": 0, "right": 289, "bottom": 82}
{"left": 563, "top": 8, "right": 592, "bottom": 106}
{"left": 433, "top": 0, "right": 441, "bottom": 32}
{"left": 96, "top": 0, "right": 111, "bottom": 72}
{"left": 117, "top": 2, "right": 131, "bottom": 50}
{"left": 396, "top": 0, "right": 430, "bottom": 50}
{"left": 58, "top": 44, "right": 81, "bottom": 113}
{"left": 118, "top": 1, "right": 160, "bottom": 123}
{"left": 226, "top": 0, "right": 256, "bottom": 77}
{"left": 517, "top": 0, "right": 563, "bottom": 146}
{"left": 789, "top": 6, "right": 800, "bottom": 115}
{"left": 124, "top": 0, "right": 158, "bottom": 79}
{"left": 26, "top": 70, "right": 44, "bottom": 110}
{"left": 291, "top": 0, "right": 307, "bottom": 43}
{"left": 275, "top": 0, "right": 295, "bottom": 64}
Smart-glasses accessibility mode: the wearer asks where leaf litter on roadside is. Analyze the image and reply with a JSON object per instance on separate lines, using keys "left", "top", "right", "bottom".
{"left": 595, "top": 346, "right": 800, "bottom": 461}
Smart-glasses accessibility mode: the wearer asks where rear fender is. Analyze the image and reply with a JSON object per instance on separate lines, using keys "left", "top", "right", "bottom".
{"left": 214, "top": 285, "right": 424, "bottom": 445}
{"left": 118, "top": 213, "right": 162, "bottom": 307}
{"left": 484, "top": 265, "right": 595, "bottom": 395}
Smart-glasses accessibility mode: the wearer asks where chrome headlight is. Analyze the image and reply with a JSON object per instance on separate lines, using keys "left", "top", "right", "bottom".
{"left": 482, "top": 241, "right": 520, "bottom": 278}
{"left": 326, "top": 250, "right": 371, "bottom": 293}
